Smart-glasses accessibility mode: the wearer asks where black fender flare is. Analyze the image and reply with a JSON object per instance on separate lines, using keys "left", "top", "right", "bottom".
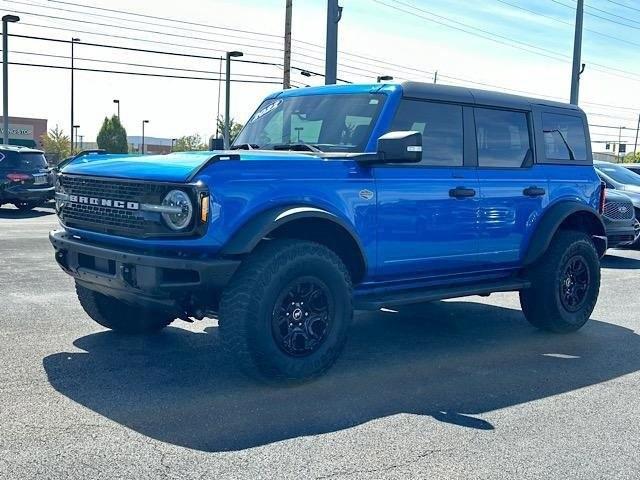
{"left": 523, "top": 201, "right": 606, "bottom": 265}
{"left": 221, "top": 205, "right": 367, "bottom": 268}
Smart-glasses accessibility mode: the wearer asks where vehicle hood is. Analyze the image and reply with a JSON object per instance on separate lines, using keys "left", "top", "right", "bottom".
{"left": 616, "top": 186, "right": 640, "bottom": 207}
{"left": 60, "top": 150, "right": 324, "bottom": 183}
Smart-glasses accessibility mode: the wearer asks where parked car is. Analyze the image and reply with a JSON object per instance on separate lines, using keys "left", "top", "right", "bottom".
{"left": 601, "top": 189, "right": 639, "bottom": 248}
{"left": 50, "top": 82, "right": 606, "bottom": 382}
{"left": 0, "top": 145, "right": 54, "bottom": 210}
{"left": 619, "top": 163, "right": 640, "bottom": 176}
{"left": 594, "top": 160, "right": 640, "bottom": 246}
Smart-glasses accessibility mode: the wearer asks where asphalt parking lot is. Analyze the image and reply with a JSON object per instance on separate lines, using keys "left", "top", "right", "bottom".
{"left": 2, "top": 204, "right": 640, "bottom": 480}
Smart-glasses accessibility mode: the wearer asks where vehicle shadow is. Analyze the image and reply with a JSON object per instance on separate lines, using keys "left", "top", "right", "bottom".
{"left": 43, "top": 300, "right": 640, "bottom": 452}
{"left": 601, "top": 253, "right": 640, "bottom": 270}
{"left": 0, "top": 205, "right": 55, "bottom": 218}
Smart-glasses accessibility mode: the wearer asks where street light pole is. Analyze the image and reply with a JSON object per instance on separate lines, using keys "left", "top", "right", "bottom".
{"left": 70, "top": 37, "right": 80, "bottom": 153}
{"left": 376, "top": 75, "right": 393, "bottom": 83}
{"left": 141, "top": 120, "right": 149, "bottom": 155}
{"left": 113, "top": 99, "right": 120, "bottom": 118}
{"left": 224, "top": 51, "right": 243, "bottom": 149}
{"left": 569, "top": 0, "right": 584, "bottom": 105}
{"left": 618, "top": 126, "right": 626, "bottom": 162}
{"left": 2, "top": 15, "right": 20, "bottom": 145}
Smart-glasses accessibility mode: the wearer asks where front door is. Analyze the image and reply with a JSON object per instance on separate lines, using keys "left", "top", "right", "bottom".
{"left": 374, "top": 99, "right": 481, "bottom": 281}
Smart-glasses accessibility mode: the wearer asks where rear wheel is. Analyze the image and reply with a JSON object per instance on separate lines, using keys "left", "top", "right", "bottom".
{"left": 219, "top": 239, "right": 353, "bottom": 382}
{"left": 76, "top": 283, "right": 174, "bottom": 334}
{"left": 520, "top": 230, "right": 600, "bottom": 333}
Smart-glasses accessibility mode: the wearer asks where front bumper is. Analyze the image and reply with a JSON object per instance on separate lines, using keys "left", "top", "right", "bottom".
{"left": 604, "top": 223, "right": 636, "bottom": 248}
{"left": 49, "top": 230, "right": 240, "bottom": 314}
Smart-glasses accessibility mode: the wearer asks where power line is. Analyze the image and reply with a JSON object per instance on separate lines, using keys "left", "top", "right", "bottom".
{"left": 2, "top": 49, "right": 283, "bottom": 79}
{"left": 494, "top": 0, "right": 640, "bottom": 49}
{"left": 8, "top": 33, "right": 356, "bottom": 84}
{"left": 45, "top": 0, "right": 283, "bottom": 40}
{"left": 550, "top": 0, "right": 640, "bottom": 31}
{"left": 3, "top": 0, "right": 286, "bottom": 47}
{"left": 7, "top": 61, "right": 283, "bottom": 84}
{"left": 374, "top": 0, "right": 640, "bottom": 83}
{"left": 603, "top": 0, "right": 640, "bottom": 14}
{"left": 31, "top": 0, "right": 427, "bottom": 80}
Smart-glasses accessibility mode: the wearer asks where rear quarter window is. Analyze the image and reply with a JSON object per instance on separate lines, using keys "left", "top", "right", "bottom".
{"left": 542, "top": 113, "right": 587, "bottom": 162}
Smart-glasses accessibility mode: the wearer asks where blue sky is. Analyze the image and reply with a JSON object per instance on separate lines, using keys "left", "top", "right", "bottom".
{"left": 1, "top": 0, "right": 638, "bottom": 148}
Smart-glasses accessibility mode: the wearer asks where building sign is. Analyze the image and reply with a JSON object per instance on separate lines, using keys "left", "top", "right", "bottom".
{"left": 0, "top": 124, "right": 35, "bottom": 140}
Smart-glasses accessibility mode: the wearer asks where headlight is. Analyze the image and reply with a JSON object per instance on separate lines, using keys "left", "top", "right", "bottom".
{"left": 161, "top": 190, "right": 193, "bottom": 231}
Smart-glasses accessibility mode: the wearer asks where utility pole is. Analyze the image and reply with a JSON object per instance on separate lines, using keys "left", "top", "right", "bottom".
{"left": 433, "top": 70, "right": 438, "bottom": 84}
{"left": 325, "top": 0, "right": 342, "bottom": 85}
{"left": 141, "top": 119, "right": 149, "bottom": 155}
{"left": 3, "top": 15, "right": 20, "bottom": 145}
{"left": 569, "top": 0, "right": 584, "bottom": 105}
{"left": 283, "top": 0, "right": 292, "bottom": 89}
{"left": 634, "top": 113, "right": 639, "bottom": 155}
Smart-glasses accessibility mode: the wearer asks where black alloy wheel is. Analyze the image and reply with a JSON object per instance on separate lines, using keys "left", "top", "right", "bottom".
{"left": 558, "top": 255, "right": 590, "bottom": 313}
{"left": 271, "top": 277, "right": 334, "bottom": 357}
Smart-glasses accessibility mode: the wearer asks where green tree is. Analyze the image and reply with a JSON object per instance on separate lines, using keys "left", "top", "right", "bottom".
{"left": 173, "top": 134, "right": 207, "bottom": 152}
{"left": 624, "top": 151, "right": 640, "bottom": 163}
{"left": 96, "top": 115, "right": 128, "bottom": 153}
{"left": 216, "top": 115, "right": 243, "bottom": 141}
{"left": 40, "top": 125, "right": 71, "bottom": 162}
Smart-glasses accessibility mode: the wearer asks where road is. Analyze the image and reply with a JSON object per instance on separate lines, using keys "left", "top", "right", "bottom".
{"left": 1, "top": 204, "right": 640, "bottom": 480}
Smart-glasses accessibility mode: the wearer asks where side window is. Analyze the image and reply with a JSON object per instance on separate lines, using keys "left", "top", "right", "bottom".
{"left": 475, "top": 108, "right": 531, "bottom": 168}
{"left": 389, "top": 100, "right": 463, "bottom": 166}
{"left": 542, "top": 112, "right": 587, "bottom": 161}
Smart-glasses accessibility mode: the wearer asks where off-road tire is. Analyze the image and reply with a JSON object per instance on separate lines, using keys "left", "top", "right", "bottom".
{"left": 218, "top": 239, "right": 353, "bottom": 383}
{"left": 520, "top": 230, "right": 600, "bottom": 333}
{"left": 76, "top": 283, "right": 174, "bottom": 333}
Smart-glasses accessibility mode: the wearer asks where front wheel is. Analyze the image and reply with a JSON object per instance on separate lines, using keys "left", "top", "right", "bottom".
{"left": 76, "top": 283, "right": 175, "bottom": 333}
{"left": 219, "top": 239, "right": 353, "bottom": 382}
{"left": 520, "top": 230, "right": 600, "bottom": 333}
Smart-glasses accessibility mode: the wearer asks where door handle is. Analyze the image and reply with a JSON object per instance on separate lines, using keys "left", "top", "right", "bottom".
{"left": 523, "top": 186, "right": 546, "bottom": 197}
{"left": 449, "top": 187, "right": 476, "bottom": 199}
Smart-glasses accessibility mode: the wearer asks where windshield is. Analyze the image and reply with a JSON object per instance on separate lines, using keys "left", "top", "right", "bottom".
{"left": 595, "top": 163, "right": 640, "bottom": 187}
{"left": 233, "top": 93, "right": 385, "bottom": 152}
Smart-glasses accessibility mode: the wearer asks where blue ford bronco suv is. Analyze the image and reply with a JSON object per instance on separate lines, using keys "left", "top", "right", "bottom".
{"left": 50, "top": 82, "right": 606, "bottom": 381}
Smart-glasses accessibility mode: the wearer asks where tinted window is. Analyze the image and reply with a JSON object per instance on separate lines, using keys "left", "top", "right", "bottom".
{"left": 475, "top": 108, "right": 530, "bottom": 168}
{"left": 389, "top": 100, "right": 463, "bottom": 166}
{"left": 595, "top": 163, "right": 640, "bottom": 187}
{"left": 0, "top": 151, "right": 47, "bottom": 170}
{"left": 542, "top": 113, "right": 587, "bottom": 161}
{"left": 234, "top": 93, "right": 385, "bottom": 152}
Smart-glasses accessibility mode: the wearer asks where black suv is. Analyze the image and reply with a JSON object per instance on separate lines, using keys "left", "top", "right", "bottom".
{"left": 0, "top": 146, "right": 54, "bottom": 210}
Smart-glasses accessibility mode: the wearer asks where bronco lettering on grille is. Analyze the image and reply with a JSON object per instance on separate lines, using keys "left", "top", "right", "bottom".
{"left": 68, "top": 194, "right": 139, "bottom": 211}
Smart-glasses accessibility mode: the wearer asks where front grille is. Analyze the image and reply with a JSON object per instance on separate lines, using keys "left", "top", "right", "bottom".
{"left": 604, "top": 201, "right": 634, "bottom": 221}
{"left": 60, "top": 175, "right": 164, "bottom": 202}
{"left": 59, "top": 174, "right": 170, "bottom": 237}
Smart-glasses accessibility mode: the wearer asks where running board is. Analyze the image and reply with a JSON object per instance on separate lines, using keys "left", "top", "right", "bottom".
{"left": 354, "top": 278, "right": 531, "bottom": 310}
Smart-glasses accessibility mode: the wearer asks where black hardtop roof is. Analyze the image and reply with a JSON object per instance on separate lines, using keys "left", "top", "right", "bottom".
{"left": 400, "top": 81, "right": 581, "bottom": 112}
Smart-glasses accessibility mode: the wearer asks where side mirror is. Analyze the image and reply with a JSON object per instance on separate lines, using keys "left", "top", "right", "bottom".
{"left": 376, "top": 131, "right": 422, "bottom": 164}
{"left": 209, "top": 136, "right": 224, "bottom": 150}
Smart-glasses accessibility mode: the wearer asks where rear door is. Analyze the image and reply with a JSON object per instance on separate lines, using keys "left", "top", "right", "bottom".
{"left": 474, "top": 107, "right": 549, "bottom": 270}
{"left": 374, "top": 99, "right": 481, "bottom": 280}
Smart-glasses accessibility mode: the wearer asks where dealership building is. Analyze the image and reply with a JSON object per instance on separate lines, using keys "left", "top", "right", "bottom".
{"left": 0, "top": 116, "right": 48, "bottom": 149}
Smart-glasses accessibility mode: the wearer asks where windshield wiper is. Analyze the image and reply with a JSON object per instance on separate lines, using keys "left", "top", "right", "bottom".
{"left": 544, "top": 129, "right": 575, "bottom": 161}
{"left": 230, "top": 143, "right": 261, "bottom": 150}
{"left": 272, "top": 143, "right": 323, "bottom": 153}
